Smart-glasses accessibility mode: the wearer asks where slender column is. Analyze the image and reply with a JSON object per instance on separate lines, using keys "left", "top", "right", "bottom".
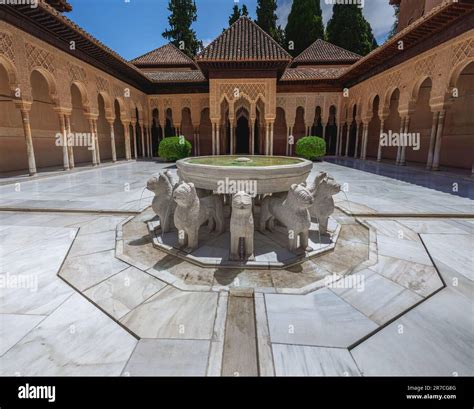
{"left": 361, "top": 123, "right": 369, "bottom": 160}
{"left": 265, "top": 122, "right": 270, "bottom": 155}
{"left": 286, "top": 126, "right": 290, "bottom": 156}
{"left": 18, "top": 107, "right": 37, "bottom": 176}
{"left": 147, "top": 126, "right": 152, "bottom": 158}
{"left": 396, "top": 117, "right": 405, "bottom": 165}
{"left": 108, "top": 119, "right": 117, "bottom": 162}
{"left": 432, "top": 110, "right": 446, "bottom": 171}
{"left": 123, "top": 122, "right": 131, "bottom": 160}
{"left": 132, "top": 123, "right": 138, "bottom": 160}
{"left": 269, "top": 122, "right": 274, "bottom": 156}
{"left": 93, "top": 120, "right": 101, "bottom": 165}
{"left": 88, "top": 118, "right": 98, "bottom": 166}
{"left": 400, "top": 116, "right": 410, "bottom": 166}
{"left": 336, "top": 123, "right": 343, "bottom": 156}
{"left": 354, "top": 122, "right": 360, "bottom": 158}
{"left": 211, "top": 123, "right": 215, "bottom": 155}
{"left": 216, "top": 123, "right": 220, "bottom": 155}
{"left": 345, "top": 123, "right": 350, "bottom": 157}
{"left": 377, "top": 119, "right": 385, "bottom": 162}
{"left": 250, "top": 120, "right": 255, "bottom": 155}
{"left": 196, "top": 128, "right": 201, "bottom": 156}
{"left": 139, "top": 122, "right": 145, "bottom": 158}
{"left": 426, "top": 111, "right": 439, "bottom": 169}
{"left": 65, "top": 115, "right": 75, "bottom": 168}
{"left": 58, "top": 113, "right": 70, "bottom": 170}
{"left": 322, "top": 124, "right": 327, "bottom": 144}
{"left": 230, "top": 122, "right": 234, "bottom": 155}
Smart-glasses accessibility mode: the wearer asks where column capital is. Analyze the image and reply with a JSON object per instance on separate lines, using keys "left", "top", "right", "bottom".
{"left": 84, "top": 113, "right": 99, "bottom": 121}
{"left": 15, "top": 100, "right": 33, "bottom": 112}
{"left": 53, "top": 107, "right": 72, "bottom": 116}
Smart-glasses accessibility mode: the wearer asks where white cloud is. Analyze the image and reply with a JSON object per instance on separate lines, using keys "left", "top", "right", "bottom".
{"left": 277, "top": 0, "right": 396, "bottom": 43}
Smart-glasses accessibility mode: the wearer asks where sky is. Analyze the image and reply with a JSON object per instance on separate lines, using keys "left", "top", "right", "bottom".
{"left": 67, "top": 0, "right": 396, "bottom": 61}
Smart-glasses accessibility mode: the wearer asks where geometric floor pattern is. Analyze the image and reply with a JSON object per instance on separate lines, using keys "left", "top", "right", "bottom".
{"left": 0, "top": 160, "right": 472, "bottom": 376}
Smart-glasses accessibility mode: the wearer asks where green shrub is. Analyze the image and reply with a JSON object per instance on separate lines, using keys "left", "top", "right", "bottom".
{"left": 158, "top": 136, "right": 192, "bottom": 161}
{"left": 295, "top": 136, "right": 326, "bottom": 160}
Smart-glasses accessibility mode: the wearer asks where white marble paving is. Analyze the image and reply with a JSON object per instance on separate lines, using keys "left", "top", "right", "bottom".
{"left": 265, "top": 288, "right": 378, "bottom": 348}
{"left": 0, "top": 314, "right": 46, "bottom": 356}
{"left": 0, "top": 294, "right": 137, "bottom": 376}
{"left": 120, "top": 286, "right": 218, "bottom": 339}
{"left": 84, "top": 267, "right": 166, "bottom": 319}
{"left": 123, "top": 339, "right": 210, "bottom": 376}
{"left": 272, "top": 344, "right": 360, "bottom": 376}
{"left": 421, "top": 234, "right": 473, "bottom": 281}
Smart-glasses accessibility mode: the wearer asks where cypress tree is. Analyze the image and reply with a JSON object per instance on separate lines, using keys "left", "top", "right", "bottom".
{"left": 241, "top": 4, "right": 249, "bottom": 17}
{"left": 162, "top": 0, "right": 201, "bottom": 57}
{"left": 256, "top": 0, "right": 284, "bottom": 45}
{"left": 228, "top": 4, "right": 241, "bottom": 26}
{"left": 326, "top": 4, "right": 378, "bottom": 56}
{"left": 285, "top": 0, "right": 324, "bottom": 56}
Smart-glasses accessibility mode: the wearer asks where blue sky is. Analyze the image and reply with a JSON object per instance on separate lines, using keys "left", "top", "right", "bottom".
{"left": 68, "top": 0, "right": 396, "bottom": 61}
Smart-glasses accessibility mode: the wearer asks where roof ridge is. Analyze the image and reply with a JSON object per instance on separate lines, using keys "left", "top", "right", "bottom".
{"left": 197, "top": 15, "right": 291, "bottom": 61}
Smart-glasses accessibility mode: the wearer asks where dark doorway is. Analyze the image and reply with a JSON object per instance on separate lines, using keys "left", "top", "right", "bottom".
{"left": 236, "top": 116, "right": 250, "bottom": 154}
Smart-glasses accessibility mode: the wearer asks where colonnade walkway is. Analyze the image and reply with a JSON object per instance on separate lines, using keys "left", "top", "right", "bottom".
{"left": 326, "top": 156, "right": 474, "bottom": 200}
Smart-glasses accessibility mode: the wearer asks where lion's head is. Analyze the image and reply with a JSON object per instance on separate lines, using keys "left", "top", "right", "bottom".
{"left": 318, "top": 176, "right": 341, "bottom": 197}
{"left": 146, "top": 171, "right": 173, "bottom": 195}
{"left": 232, "top": 191, "right": 252, "bottom": 212}
{"left": 173, "top": 181, "right": 197, "bottom": 207}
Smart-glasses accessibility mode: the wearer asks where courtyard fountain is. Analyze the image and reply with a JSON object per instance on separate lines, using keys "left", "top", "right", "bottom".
{"left": 145, "top": 155, "right": 343, "bottom": 269}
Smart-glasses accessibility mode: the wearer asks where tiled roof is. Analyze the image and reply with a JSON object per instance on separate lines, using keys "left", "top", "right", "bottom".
{"left": 292, "top": 39, "right": 361, "bottom": 65}
{"left": 46, "top": 0, "right": 72, "bottom": 12}
{"left": 131, "top": 44, "right": 196, "bottom": 67}
{"left": 144, "top": 70, "right": 206, "bottom": 83}
{"left": 197, "top": 16, "right": 291, "bottom": 62}
{"left": 281, "top": 67, "right": 348, "bottom": 81}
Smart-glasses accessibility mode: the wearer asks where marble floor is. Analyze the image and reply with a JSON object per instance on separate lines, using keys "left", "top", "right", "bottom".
{"left": 0, "top": 160, "right": 472, "bottom": 376}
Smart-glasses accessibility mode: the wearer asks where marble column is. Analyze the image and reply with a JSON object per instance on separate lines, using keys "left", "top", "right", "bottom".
{"left": 139, "top": 122, "right": 145, "bottom": 158}
{"left": 211, "top": 122, "right": 215, "bottom": 155}
{"left": 432, "top": 110, "right": 446, "bottom": 171}
{"left": 88, "top": 119, "right": 98, "bottom": 166}
{"left": 377, "top": 119, "right": 385, "bottom": 162}
{"left": 250, "top": 120, "right": 255, "bottom": 155}
{"left": 123, "top": 122, "right": 132, "bottom": 160}
{"left": 361, "top": 123, "right": 369, "bottom": 160}
{"left": 132, "top": 123, "right": 138, "bottom": 160}
{"left": 265, "top": 122, "right": 270, "bottom": 155}
{"left": 396, "top": 117, "right": 405, "bottom": 165}
{"left": 426, "top": 111, "right": 439, "bottom": 169}
{"left": 400, "top": 116, "right": 410, "bottom": 166}
{"left": 230, "top": 122, "right": 235, "bottom": 155}
{"left": 108, "top": 119, "right": 117, "bottom": 163}
{"left": 345, "top": 123, "right": 350, "bottom": 157}
{"left": 93, "top": 120, "right": 101, "bottom": 165}
{"left": 58, "top": 113, "right": 70, "bottom": 170}
{"left": 216, "top": 123, "right": 220, "bottom": 155}
{"left": 269, "top": 122, "right": 274, "bottom": 156}
{"left": 354, "top": 122, "right": 360, "bottom": 159}
{"left": 65, "top": 115, "right": 75, "bottom": 168}
{"left": 18, "top": 106, "right": 37, "bottom": 176}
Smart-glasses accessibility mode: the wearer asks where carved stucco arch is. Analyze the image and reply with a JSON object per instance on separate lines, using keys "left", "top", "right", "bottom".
{"left": 30, "top": 67, "right": 59, "bottom": 106}
{"left": 70, "top": 80, "right": 91, "bottom": 113}
{"left": 0, "top": 54, "right": 18, "bottom": 97}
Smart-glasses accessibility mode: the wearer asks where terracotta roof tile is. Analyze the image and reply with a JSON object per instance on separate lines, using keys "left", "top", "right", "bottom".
{"left": 281, "top": 67, "right": 348, "bottom": 81}
{"left": 144, "top": 70, "right": 206, "bottom": 83}
{"left": 197, "top": 16, "right": 291, "bottom": 62}
{"left": 292, "top": 39, "right": 361, "bottom": 65}
{"left": 131, "top": 44, "right": 196, "bottom": 67}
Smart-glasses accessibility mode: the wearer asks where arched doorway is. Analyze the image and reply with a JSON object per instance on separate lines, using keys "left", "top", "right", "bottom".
{"left": 236, "top": 115, "right": 249, "bottom": 154}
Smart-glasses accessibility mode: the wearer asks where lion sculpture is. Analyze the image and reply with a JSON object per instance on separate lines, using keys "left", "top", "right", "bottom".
{"left": 173, "top": 181, "right": 224, "bottom": 251}
{"left": 229, "top": 191, "right": 255, "bottom": 261}
{"left": 146, "top": 170, "right": 178, "bottom": 233}
{"left": 308, "top": 172, "right": 341, "bottom": 235}
{"left": 259, "top": 183, "right": 313, "bottom": 252}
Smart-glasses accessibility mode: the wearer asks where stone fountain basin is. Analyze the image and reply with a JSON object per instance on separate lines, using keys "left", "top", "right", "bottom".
{"left": 176, "top": 155, "right": 313, "bottom": 194}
